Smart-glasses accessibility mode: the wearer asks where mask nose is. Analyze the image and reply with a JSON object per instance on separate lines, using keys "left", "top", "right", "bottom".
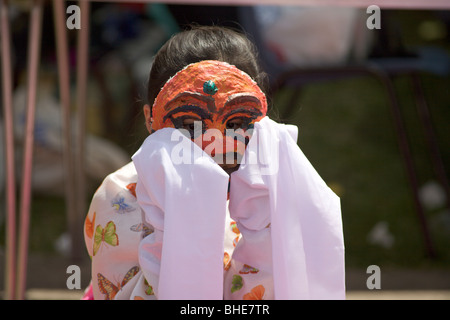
{"left": 194, "top": 128, "right": 251, "bottom": 165}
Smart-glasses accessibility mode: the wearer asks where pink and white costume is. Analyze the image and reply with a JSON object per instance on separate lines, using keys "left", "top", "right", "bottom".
{"left": 84, "top": 116, "right": 345, "bottom": 300}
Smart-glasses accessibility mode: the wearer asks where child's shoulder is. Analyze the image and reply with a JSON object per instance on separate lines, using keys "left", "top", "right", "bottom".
{"left": 93, "top": 162, "right": 137, "bottom": 197}
{"left": 88, "top": 162, "right": 140, "bottom": 216}
{"left": 104, "top": 161, "right": 137, "bottom": 186}
{"left": 84, "top": 161, "right": 145, "bottom": 265}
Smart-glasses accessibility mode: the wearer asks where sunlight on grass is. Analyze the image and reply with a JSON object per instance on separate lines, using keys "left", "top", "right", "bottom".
{"left": 273, "top": 74, "right": 450, "bottom": 268}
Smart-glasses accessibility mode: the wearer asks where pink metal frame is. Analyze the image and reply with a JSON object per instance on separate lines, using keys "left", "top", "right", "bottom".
{"left": 75, "top": 0, "right": 90, "bottom": 258}
{"left": 89, "top": 0, "right": 450, "bottom": 10}
{"left": 1, "top": 0, "right": 17, "bottom": 301}
{"left": 1, "top": 0, "right": 43, "bottom": 301}
{"left": 15, "top": 0, "right": 44, "bottom": 300}
{"left": 1, "top": 0, "right": 44, "bottom": 300}
{"left": 1, "top": 0, "right": 89, "bottom": 300}
{"left": 53, "top": 0, "right": 91, "bottom": 264}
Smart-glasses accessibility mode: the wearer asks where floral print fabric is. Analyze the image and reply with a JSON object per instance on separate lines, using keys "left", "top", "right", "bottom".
{"left": 84, "top": 162, "right": 273, "bottom": 300}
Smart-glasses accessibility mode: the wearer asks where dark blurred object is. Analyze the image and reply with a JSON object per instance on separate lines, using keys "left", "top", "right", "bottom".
{"left": 168, "top": 5, "right": 242, "bottom": 30}
{"left": 87, "top": 3, "right": 177, "bottom": 143}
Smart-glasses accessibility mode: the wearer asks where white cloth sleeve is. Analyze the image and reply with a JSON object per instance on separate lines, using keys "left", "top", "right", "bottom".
{"left": 229, "top": 117, "right": 345, "bottom": 299}
{"left": 132, "top": 128, "right": 229, "bottom": 300}
{"left": 133, "top": 117, "right": 345, "bottom": 300}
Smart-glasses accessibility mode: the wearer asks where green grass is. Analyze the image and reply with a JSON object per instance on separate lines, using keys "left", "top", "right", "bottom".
{"left": 27, "top": 195, "right": 67, "bottom": 254}
{"left": 272, "top": 72, "right": 450, "bottom": 269}
{"left": 0, "top": 195, "right": 67, "bottom": 255}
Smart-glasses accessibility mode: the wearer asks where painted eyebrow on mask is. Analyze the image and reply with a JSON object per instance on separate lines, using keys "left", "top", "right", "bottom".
{"left": 163, "top": 92, "right": 215, "bottom": 112}
{"left": 163, "top": 105, "right": 212, "bottom": 123}
{"left": 219, "top": 94, "right": 263, "bottom": 124}
{"left": 221, "top": 108, "right": 263, "bottom": 124}
{"left": 223, "top": 93, "right": 262, "bottom": 109}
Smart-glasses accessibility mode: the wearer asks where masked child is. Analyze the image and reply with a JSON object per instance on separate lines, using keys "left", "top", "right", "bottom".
{"left": 84, "top": 26, "right": 345, "bottom": 300}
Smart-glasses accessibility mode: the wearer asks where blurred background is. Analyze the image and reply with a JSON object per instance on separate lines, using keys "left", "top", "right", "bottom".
{"left": 0, "top": 1, "right": 449, "bottom": 299}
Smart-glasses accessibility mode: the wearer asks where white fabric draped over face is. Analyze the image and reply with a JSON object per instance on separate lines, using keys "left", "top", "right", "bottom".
{"left": 132, "top": 116, "right": 345, "bottom": 300}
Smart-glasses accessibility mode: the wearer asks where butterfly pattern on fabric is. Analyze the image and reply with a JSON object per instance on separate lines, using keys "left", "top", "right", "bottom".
{"left": 143, "top": 278, "right": 154, "bottom": 296}
{"left": 97, "top": 266, "right": 140, "bottom": 300}
{"left": 126, "top": 183, "right": 137, "bottom": 198}
{"left": 111, "top": 196, "right": 135, "bottom": 214}
{"left": 130, "top": 223, "right": 154, "bottom": 238}
{"left": 93, "top": 221, "right": 119, "bottom": 256}
{"left": 111, "top": 189, "right": 137, "bottom": 214}
{"left": 85, "top": 211, "right": 96, "bottom": 239}
{"left": 230, "top": 221, "right": 240, "bottom": 235}
{"left": 239, "top": 264, "right": 259, "bottom": 275}
{"left": 243, "top": 285, "right": 265, "bottom": 300}
{"left": 231, "top": 274, "right": 244, "bottom": 293}
{"left": 224, "top": 252, "right": 231, "bottom": 271}
{"left": 229, "top": 264, "right": 263, "bottom": 297}
{"left": 84, "top": 161, "right": 276, "bottom": 300}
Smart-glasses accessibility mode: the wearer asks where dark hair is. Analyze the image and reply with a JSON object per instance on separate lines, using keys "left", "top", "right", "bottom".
{"left": 147, "top": 25, "right": 269, "bottom": 115}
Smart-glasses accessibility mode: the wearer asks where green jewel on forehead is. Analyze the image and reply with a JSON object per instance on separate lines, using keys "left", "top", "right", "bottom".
{"left": 203, "top": 80, "right": 218, "bottom": 95}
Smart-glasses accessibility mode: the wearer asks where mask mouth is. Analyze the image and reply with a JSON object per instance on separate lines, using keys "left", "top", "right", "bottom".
{"left": 214, "top": 152, "right": 242, "bottom": 175}
{"left": 195, "top": 133, "right": 247, "bottom": 162}
{"left": 215, "top": 151, "right": 243, "bottom": 163}
{"left": 219, "top": 162, "right": 240, "bottom": 175}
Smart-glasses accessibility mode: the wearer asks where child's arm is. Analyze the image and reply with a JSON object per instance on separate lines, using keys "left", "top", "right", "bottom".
{"left": 223, "top": 223, "right": 274, "bottom": 300}
{"left": 83, "top": 162, "right": 154, "bottom": 300}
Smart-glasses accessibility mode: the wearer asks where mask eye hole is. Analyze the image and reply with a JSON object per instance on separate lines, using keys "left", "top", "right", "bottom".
{"left": 178, "top": 118, "right": 205, "bottom": 139}
{"left": 226, "top": 118, "right": 244, "bottom": 130}
{"left": 182, "top": 118, "right": 197, "bottom": 131}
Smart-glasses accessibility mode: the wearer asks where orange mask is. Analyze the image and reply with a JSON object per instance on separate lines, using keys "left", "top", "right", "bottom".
{"left": 151, "top": 60, "right": 267, "bottom": 172}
